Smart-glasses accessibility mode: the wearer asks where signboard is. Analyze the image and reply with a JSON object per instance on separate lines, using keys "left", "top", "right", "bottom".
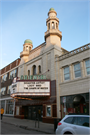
{"left": 20, "top": 75, "right": 46, "bottom": 80}
{"left": 11, "top": 80, "right": 50, "bottom": 97}
{"left": 11, "top": 83, "right": 17, "bottom": 94}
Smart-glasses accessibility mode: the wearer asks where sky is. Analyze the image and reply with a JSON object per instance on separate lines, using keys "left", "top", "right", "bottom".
{"left": 0, "top": 0, "right": 90, "bottom": 69}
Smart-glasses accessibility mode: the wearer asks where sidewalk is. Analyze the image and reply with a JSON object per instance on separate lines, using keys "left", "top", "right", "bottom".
{"left": 2, "top": 116, "right": 55, "bottom": 134}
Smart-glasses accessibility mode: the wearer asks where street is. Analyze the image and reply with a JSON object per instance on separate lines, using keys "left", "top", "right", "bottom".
{"left": 1, "top": 122, "right": 46, "bottom": 134}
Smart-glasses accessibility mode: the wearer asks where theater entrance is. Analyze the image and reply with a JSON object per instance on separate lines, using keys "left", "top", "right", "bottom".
{"left": 28, "top": 105, "right": 43, "bottom": 121}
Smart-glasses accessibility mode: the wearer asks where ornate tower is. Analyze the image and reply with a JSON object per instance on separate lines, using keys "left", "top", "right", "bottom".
{"left": 20, "top": 39, "right": 33, "bottom": 63}
{"left": 45, "top": 8, "right": 62, "bottom": 48}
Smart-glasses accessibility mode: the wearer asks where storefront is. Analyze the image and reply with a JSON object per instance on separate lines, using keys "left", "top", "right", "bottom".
{"left": 1, "top": 97, "right": 15, "bottom": 116}
{"left": 60, "top": 93, "right": 89, "bottom": 118}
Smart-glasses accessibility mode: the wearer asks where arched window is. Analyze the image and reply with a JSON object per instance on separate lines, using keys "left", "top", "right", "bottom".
{"left": 29, "top": 47, "right": 31, "bottom": 51}
{"left": 52, "top": 22, "right": 55, "bottom": 29}
{"left": 48, "top": 23, "right": 50, "bottom": 30}
{"left": 28, "top": 70, "right": 30, "bottom": 76}
{"left": 26, "top": 46, "right": 28, "bottom": 51}
{"left": 56, "top": 23, "right": 58, "bottom": 29}
{"left": 33, "top": 65, "right": 36, "bottom": 75}
{"left": 38, "top": 65, "right": 41, "bottom": 74}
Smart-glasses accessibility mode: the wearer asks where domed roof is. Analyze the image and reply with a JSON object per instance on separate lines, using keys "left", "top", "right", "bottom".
{"left": 24, "top": 39, "right": 33, "bottom": 44}
{"left": 49, "top": 8, "right": 55, "bottom": 11}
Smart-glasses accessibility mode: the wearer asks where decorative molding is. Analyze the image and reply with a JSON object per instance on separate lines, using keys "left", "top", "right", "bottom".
{"left": 59, "top": 43, "right": 90, "bottom": 61}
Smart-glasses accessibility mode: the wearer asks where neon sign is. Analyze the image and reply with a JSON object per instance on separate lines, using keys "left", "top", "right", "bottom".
{"left": 20, "top": 75, "right": 46, "bottom": 80}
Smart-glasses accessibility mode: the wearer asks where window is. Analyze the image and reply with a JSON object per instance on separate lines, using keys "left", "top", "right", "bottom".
{"left": 64, "top": 66, "right": 70, "bottom": 80}
{"left": 48, "top": 23, "right": 50, "bottom": 30}
{"left": 2, "top": 74, "right": 7, "bottom": 82}
{"left": 1, "top": 100, "right": 5, "bottom": 110}
{"left": 28, "top": 70, "right": 30, "bottom": 76}
{"left": 33, "top": 65, "right": 36, "bottom": 75}
{"left": 64, "top": 117, "right": 73, "bottom": 124}
{"left": 26, "top": 46, "right": 28, "bottom": 51}
{"left": 1, "top": 87, "right": 6, "bottom": 95}
{"left": 46, "top": 105, "right": 51, "bottom": 117}
{"left": 6, "top": 100, "right": 14, "bottom": 114}
{"left": 9, "top": 69, "right": 17, "bottom": 79}
{"left": 29, "top": 47, "right": 31, "bottom": 51}
{"left": 85, "top": 59, "right": 90, "bottom": 75}
{"left": 38, "top": 65, "right": 41, "bottom": 74}
{"left": 56, "top": 23, "right": 58, "bottom": 29}
{"left": 52, "top": 22, "right": 55, "bottom": 29}
{"left": 7, "top": 85, "right": 11, "bottom": 94}
{"left": 77, "top": 117, "right": 89, "bottom": 127}
{"left": 72, "top": 117, "right": 77, "bottom": 125}
{"left": 74, "top": 63, "right": 81, "bottom": 78}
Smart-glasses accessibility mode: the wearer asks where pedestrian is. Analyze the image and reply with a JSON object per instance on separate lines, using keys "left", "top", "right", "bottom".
{"left": 0, "top": 107, "right": 4, "bottom": 120}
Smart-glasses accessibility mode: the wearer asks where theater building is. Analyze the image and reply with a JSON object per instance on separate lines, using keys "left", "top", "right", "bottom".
{"left": 0, "top": 8, "right": 90, "bottom": 123}
{"left": 10, "top": 8, "right": 68, "bottom": 123}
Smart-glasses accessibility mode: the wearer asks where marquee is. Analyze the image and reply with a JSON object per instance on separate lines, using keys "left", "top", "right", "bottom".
{"left": 10, "top": 80, "right": 50, "bottom": 98}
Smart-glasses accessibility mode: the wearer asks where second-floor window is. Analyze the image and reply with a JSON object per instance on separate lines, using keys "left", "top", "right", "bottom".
{"left": 33, "top": 65, "right": 36, "bottom": 75}
{"left": 2, "top": 74, "right": 7, "bottom": 82}
{"left": 7, "top": 85, "right": 11, "bottom": 94}
{"left": 1, "top": 87, "right": 6, "bottom": 95}
{"left": 85, "top": 59, "right": 90, "bottom": 75}
{"left": 74, "top": 63, "right": 81, "bottom": 78}
{"left": 28, "top": 70, "right": 30, "bottom": 76}
{"left": 9, "top": 69, "right": 17, "bottom": 79}
{"left": 64, "top": 66, "right": 70, "bottom": 80}
{"left": 38, "top": 65, "right": 41, "bottom": 74}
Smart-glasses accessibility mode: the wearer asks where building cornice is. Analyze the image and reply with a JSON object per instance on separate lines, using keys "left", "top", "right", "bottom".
{"left": 46, "top": 17, "right": 59, "bottom": 23}
{"left": 45, "top": 29, "right": 62, "bottom": 41}
{"left": 59, "top": 43, "right": 90, "bottom": 61}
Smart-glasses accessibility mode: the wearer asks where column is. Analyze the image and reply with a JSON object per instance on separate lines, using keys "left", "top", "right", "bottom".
{"left": 4, "top": 100, "right": 6, "bottom": 114}
{"left": 80, "top": 60, "right": 85, "bottom": 78}
{"left": 36, "top": 66, "right": 38, "bottom": 75}
{"left": 70, "top": 64, "right": 73, "bottom": 80}
{"left": 60, "top": 68, "right": 63, "bottom": 83}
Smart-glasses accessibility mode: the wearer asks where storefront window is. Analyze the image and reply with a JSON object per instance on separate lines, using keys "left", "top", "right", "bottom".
{"left": 16, "top": 106, "right": 19, "bottom": 115}
{"left": 61, "top": 94, "right": 89, "bottom": 119}
{"left": 6, "top": 100, "right": 14, "bottom": 114}
{"left": 1, "top": 100, "right": 5, "bottom": 110}
{"left": 46, "top": 105, "right": 51, "bottom": 117}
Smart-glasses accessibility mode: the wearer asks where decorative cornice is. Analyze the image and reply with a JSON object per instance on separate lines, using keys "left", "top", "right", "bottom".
{"left": 48, "top": 10, "right": 57, "bottom": 16}
{"left": 59, "top": 43, "right": 90, "bottom": 61}
{"left": 20, "top": 51, "right": 29, "bottom": 58}
{"left": 46, "top": 17, "right": 59, "bottom": 23}
{"left": 45, "top": 29, "right": 62, "bottom": 41}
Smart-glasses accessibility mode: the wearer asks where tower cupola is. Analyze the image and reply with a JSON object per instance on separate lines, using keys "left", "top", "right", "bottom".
{"left": 45, "top": 8, "right": 62, "bottom": 48}
{"left": 23, "top": 39, "right": 33, "bottom": 52}
{"left": 20, "top": 39, "right": 33, "bottom": 62}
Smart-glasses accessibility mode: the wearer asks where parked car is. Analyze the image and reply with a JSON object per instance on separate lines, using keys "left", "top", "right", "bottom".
{"left": 56, "top": 114, "right": 90, "bottom": 134}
